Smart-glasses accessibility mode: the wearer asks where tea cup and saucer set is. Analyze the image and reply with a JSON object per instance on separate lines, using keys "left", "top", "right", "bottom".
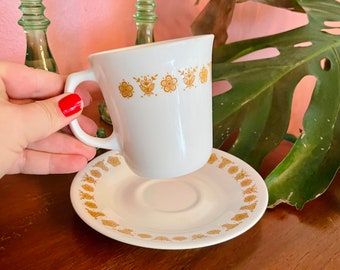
{"left": 66, "top": 35, "right": 268, "bottom": 250}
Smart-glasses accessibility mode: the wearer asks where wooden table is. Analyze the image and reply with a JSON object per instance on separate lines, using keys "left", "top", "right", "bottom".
{"left": 0, "top": 92, "right": 339, "bottom": 269}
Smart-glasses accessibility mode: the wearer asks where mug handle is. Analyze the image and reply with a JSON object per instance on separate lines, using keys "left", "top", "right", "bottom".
{"left": 65, "top": 70, "right": 120, "bottom": 150}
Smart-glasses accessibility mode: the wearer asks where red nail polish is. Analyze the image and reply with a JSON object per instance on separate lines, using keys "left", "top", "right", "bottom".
{"left": 58, "top": 93, "right": 82, "bottom": 117}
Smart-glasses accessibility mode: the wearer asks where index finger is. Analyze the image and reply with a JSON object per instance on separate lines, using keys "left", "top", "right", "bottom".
{"left": 0, "top": 61, "right": 65, "bottom": 100}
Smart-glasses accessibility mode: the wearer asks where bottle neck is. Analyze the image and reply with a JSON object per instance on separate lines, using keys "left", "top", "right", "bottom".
{"left": 18, "top": 0, "right": 58, "bottom": 72}
{"left": 133, "top": 0, "right": 157, "bottom": 45}
{"left": 24, "top": 29, "right": 58, "bottom": 72}
{"left": 135, "top": 22, "right": 155, "bottom": 45}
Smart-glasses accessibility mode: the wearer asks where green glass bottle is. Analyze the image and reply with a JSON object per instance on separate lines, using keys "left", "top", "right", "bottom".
{"left": 133, "top": 0, "right": 157, "bottom": 45}
{"left": 18, "top": 0, "right": 58, "bottom": 72}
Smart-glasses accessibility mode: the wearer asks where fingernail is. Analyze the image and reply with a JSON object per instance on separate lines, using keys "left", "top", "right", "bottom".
{"left": 58, "top": 93, "right": 82, "bottom": 117}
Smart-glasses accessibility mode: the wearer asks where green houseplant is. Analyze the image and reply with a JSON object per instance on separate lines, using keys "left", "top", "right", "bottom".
{"left": 193, "top": 0, "right": 340, "bottom": 209}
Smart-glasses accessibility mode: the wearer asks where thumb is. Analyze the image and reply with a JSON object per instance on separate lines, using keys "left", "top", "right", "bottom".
{"left": 21, "top": 93, "right": 83, "bottom": 143}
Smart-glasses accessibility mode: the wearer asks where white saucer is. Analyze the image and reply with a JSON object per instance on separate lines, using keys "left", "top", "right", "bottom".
{"left": 70, "top": 148, "right": 268, "bottom": 250}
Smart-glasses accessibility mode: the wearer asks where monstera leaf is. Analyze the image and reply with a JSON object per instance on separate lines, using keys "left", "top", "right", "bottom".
{"left": 212, "top": 0, "right": 340, "bottom": 209}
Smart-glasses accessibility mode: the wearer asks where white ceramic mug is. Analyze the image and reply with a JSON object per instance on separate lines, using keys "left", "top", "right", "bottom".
{"left": 65, "top": 34, "right": 214, "bottom": 178}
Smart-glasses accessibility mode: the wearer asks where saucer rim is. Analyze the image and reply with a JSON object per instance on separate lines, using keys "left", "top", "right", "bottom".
{"left": 70, "top": 148, "right": 268, "bottom": 250}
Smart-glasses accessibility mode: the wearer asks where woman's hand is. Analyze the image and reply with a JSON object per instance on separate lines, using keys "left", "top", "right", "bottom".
{"left": 0, "top": 61, "right": 97, "bottom": 178}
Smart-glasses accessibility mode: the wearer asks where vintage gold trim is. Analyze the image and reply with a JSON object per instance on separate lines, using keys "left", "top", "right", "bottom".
{"left": 118, "top": 62, "right": 211, "bottom": 98}
{"left": 78, "top": 150, "right": 259, "bottom": 243}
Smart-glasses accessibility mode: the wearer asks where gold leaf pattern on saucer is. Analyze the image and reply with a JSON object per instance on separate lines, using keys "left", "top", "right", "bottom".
{"left": 90, "top": 169, "right": 101, "bottom": 178}
{"left": 82, "top": 174, "right": 97, "bottom": 184}
{"left": 102, "top": 219, "right": 119, "bottom": 228}
{"left": 94, "top": 160, "right": 109, "bottom": 171}
{"left": 173, "top": 236, "right": 187, "bottom": 241}
{"left": 79, "top": 191, "right": 94, "bottom": 200}
{"left": 77, "top": 149, "right": 262, "bottom": 243}
{"left": 154, "top": 236, "right": 170, "bottom": 241}
{"left": 207, "top": 230, "right": 221, "bottom": 235}
{"left": 192, "top": 234, "right": 207, "bottom": 240}
{"left": 81, "top": 184, "right": 94, "bottom": 193}
{"left": 235, "top": 170, "right": 249, "bottom": 180}
{"left": 222, "top": 223, "right": 240, "bottom": 230}
{"left": 86, "top": 209, "right": 105, "bottom": 219}
{"left": 84, "top": 201, "right": 97, "bottom": 209}
{"left": 218, "top": 157, "right": 232, "bottom": 168}
{"left": 138, "top": 233, "right": 152, "bottom": 239}
{"left": 107, "top": 156, "right": 121, "bottom": 167}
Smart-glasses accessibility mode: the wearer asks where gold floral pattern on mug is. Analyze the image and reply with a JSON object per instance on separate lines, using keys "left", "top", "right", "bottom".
{"left": 161, "top": 74, "right": 178, "bottom": 93}
{"left": 199, "top": 65, "right": 209, "bottom": 84}
{"left": 178, "top": 66, "right": 198, "bottom": 89}
{"left": 134, "top": 75, "right": 158, "bottom": 96}
{"left": 118, "top": 80, "right": 134, "bottom": 98}
{"left": 118, "top": 63, "right": 211, "bottom": 98}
